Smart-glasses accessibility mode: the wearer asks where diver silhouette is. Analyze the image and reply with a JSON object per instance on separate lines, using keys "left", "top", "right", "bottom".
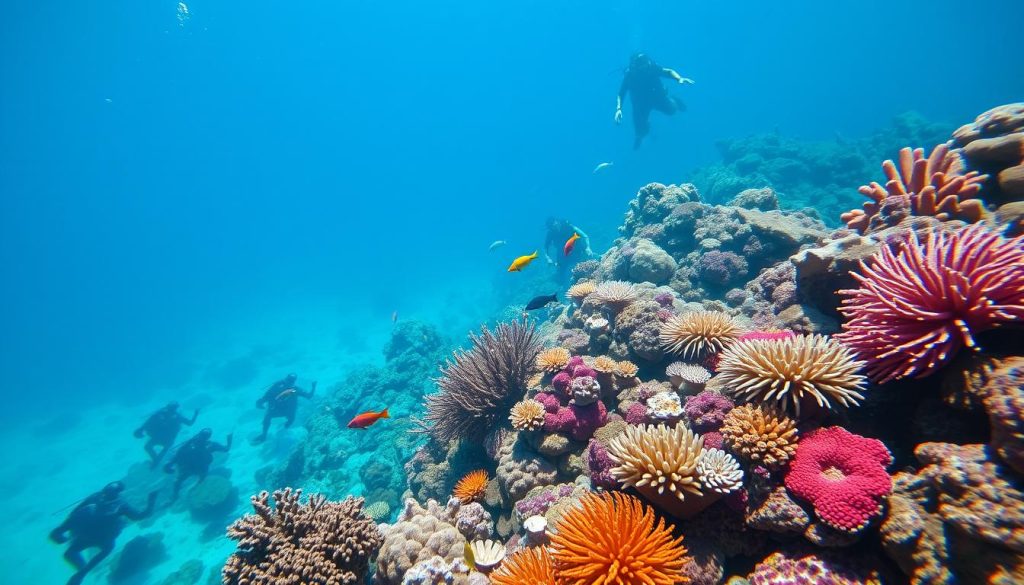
{"left": 253, "top": 373, "right": 316, "bottom": 443}
{"left": 615, "top": 53, "right": 694, "bottom": 149}
{"left": 163, "top": 428, "right": 232, "bottom": 501}
{"left": 49, "top": 481, "right": 157, "bottom": 585}
{"left": 543, "top": 217, "right": 593, "bottom": 284}
{"left": 133, "top": 401, "right": 199, "bottom": 468}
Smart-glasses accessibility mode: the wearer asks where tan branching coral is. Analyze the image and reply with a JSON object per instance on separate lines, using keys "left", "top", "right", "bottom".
{"left": 490, "top": 546, "right": 557, "bottom": 585}
{"left": 590, "top": 280, "right": 639, "bottom": 310}
{"left": 717, "top": 334, "right": 867, "bottom": 417}
{"left": 615, "top": 360, "right": 639, "bottom": 378}
{"left": 841, "top": 144, "right": 988, "bottom": 234}
{"left": 551, "top": 492, "right": 690, "bottom": 585}
{"left": 592, "top": 355, "right": 618, "bottom": 373}
{"left": 607, "top": 423, "right": 707, "bottom": 517}
{"left": 721, "top": 404, "right": 799, "bottom": 469}
{"left": 660, "top": 311, "right": 740, "bottom": 359}
{"left": 536, "top": 347, "right": 571, "bottom": 373}
{"left": 453, "top": 470, "right": 488, "bottom": 504}
{"left": 509, "top": 399, "right": 546, "bottom": 432}
{"left": 567, "top": 281, "right": 597, "bottom": 305}
{"left": 222, "top": 489, "right": 381, "bottom": 585}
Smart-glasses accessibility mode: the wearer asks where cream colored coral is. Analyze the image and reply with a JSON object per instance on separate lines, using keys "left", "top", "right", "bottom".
{"left": 660, "top": 311, "right": 740, "bottom": 358}
{"left": 614, "top": 360, "right": 639, "bottom": 378}
{"left": 592, "top": 355, "right": 618, "bottom": 373}
{"left": 607, "top": 423, "right": 704, "bottom": 501}
{"left": 468, "top": 539, "right": 506, "bottom": 571}
{"left": 509, "top": 399, "right": 546, "bottom": 432}
{"left": 721, "top": 404, "right": 798, "bottom": 468}
{"left": 696, "top": 448, "right": 743, "bottom": 494}
{"left": 536, "top": 347, "right": 571, "bottom": 373}
{"left": 567, "top": 281, "right": 597, "bottom": 304}
{"left": 590, "top": 280, "right": 638, "bottom": 309}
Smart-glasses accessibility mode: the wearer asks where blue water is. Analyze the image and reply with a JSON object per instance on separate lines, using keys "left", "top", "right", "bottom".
{"left": 2, "top": 0, "right": 1022, "bottom": 583}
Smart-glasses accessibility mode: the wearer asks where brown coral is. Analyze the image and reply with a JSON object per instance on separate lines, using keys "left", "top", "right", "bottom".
{"left": 222, "top": 489, "right": 381, "bottom": 585}
{"left": 453, "top": 470, "right": 489, "bottom": 504}
{"left": 592, "top": 355, "right": 618, "bottom": 373}
{"left": 841, "top": 144, "right": 988, "bottom": 234}
{"left": 490, "top": 546, "right": 557, "bottom": 585}
{"left": 509, "top": 399, "right": 546, "bottom": 432}
{"left": 716, "top": 334, "right": 866, "bottom": 418}
{"left": 537, "top": 347, "right": 571, "bottom": 373}
{"left": 567, "top": 281, "right": 597, "bottom": 305}
{"left": 660, "top": 311, "right": 740, "bottom": 359}
{"left": 551, "top": 492, "right": 690, "bottom": 585}
{"left": 721, "top": 404, "right": 798, "bottom": 469}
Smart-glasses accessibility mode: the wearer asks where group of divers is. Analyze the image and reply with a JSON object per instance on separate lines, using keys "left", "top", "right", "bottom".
{"left": 46, "top": 52, "right": 689, "bottom": 584}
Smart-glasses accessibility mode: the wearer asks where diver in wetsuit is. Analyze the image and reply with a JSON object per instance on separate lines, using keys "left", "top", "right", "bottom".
{"left": 133, "top": 402, "right": 199, "bottom": 468}
{"left": 615, "top": 53, "right": 694, "bottom": 149}
{"left": 49, "top": 481, "right": 158, "bottom": 585}
{"left": 163, "top": 428, "right": 232, "bottom": 501}
{"left": 543, "top": 217, "right": 594, "bottom": 284}
{"left": 253, "top": 373, "right": 316, "bottom": 443}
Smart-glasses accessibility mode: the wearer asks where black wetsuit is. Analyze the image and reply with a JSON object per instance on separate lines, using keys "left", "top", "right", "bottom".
{"left": 134, "top": 406, "right": 198, "bottom": 468}
{"left": 255, "top": 378, "right": 314, "bottom": 441}
{"left": 544, "top": 221, "right": 591, "bottom": 284}
{"left": 50, "top": 489, "right": 156, "bottom": 585}
{"left": 164, "top": 432, "right": 231, "bottom": 500}
{"left": 619, "top": 57, "right": 682, "bottom": 148}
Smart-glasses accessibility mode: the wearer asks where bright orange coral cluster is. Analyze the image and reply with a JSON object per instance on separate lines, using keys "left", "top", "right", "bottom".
{"left": 490, "top": 546, "right": 558, "bottom": 585}
{"left": 452, "top": 470, "right": 488, "bottom": 504}
{"left": 550, "top": 492, "right": 690, "bottom": 585}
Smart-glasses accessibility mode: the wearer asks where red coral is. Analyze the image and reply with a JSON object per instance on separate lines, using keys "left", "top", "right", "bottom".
{"left": 837, "top": 224, "right": 1024, "bottom": 383}
{"left": 784, "top": 426, "right": 892, "bottom": 533}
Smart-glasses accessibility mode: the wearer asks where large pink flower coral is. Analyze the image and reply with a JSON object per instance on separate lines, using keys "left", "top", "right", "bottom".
{"left": 784, "top": 426, "right": 892, "bottom": 533}
{"left": 837, "top": 224, "right": 1024, "bottom": 383}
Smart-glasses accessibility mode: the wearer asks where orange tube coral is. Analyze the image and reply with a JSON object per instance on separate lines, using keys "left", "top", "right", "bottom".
{"left": 452, "top": 470, "right": 488, "bottom": 504}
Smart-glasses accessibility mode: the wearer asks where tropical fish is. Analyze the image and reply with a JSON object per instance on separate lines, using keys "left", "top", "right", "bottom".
{"left": 564, "top": 232, "right": 580, "bottom": 256}
{"left": 275, "top": 388, "right": 296, "bottom": 400}
{"left": 507, "top": 251, "right": 538, "bottom": 272}
{"left": 593, "top": 161, "right": 614, "bottom": 174}
{"left": 464, "top": 542, "right": 476, "bottom": 571}
{"left": 488, "top": 240, "right": 507, "bottom": 252}
{"left": 525, "top": 293, "right": 558, "bottom": 311}
{"left": 347, "top": 408, "right": 390, "bottom": 429}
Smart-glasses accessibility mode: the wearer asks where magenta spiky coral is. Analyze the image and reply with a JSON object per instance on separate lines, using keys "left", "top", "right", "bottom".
{"left": 837, "top": 224, "right": 1024, "bottom": 384}
{"left": 784, "top": 426, "right": 893, "bottom": 533}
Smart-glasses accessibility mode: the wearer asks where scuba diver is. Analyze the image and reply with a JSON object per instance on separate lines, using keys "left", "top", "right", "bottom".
{"left": 49, "top": 481, "right": 158, "bottom": 585}
{"left": 163, "top": 428, "right": 232, "bottom": 501}
{"left": 253, "top": 373, "right": 316, "bottom": 443}
{"left": 133, "top": 401, "right": 199, "bottom": 468}
{"left": 543, "top": 217, "right": 593, "bottom": 284}
{"left": 615, "top": 53, "right": 694, "bottom": 149}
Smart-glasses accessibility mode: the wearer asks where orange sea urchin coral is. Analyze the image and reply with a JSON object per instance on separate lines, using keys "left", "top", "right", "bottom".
{"left": 490, "top": 546, "right": 557, "bottom": 585}
{"left": 721, "top": 404, "right": 799, "bottom": 469}
{"left": 660, "top": 311, "right": 740, "bottom": 359}
{"left": 536, "top": 347, "right": 571, "bottom": 373}
{"left": 551, "top": 491, "right": 689, "bottom": 585}
{"left": 453, "top": 470, "right": 488, "bottom": 504}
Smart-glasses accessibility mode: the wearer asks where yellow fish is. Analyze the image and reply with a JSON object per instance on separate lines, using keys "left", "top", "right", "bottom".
{"left": 507, "top": 251, "right": 538, "bottom": 272}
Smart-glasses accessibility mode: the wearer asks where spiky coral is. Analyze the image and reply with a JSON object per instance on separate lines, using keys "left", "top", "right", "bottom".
{"left": 490, "top": 546, "right": 557, "bottom": 585}
{"left": 721, "top": 404, "right": 798, "bottom": 469}
{"left": 592, "top": 355, "right": 618, "bottom": 373}
{"left": 696, "top": 448, "right": 744, "bottom": 494}
{"left": 536, "top": 347, "right": 571, "bottom": 374}
{"left": 607, "top": 423, "right": 705, "bottom": 517}
{"left": 841, "top": 144, "right": 988, "bottom": 234}
{"left": 566, "top": 281, "right": 597, "bottom": 305}
{"left": 420, "top": 321, "right": 541, "bottom": 443}
{"left": 837, "top": 224, "right": 1024, "bottom": 384}
{"left": 716, "top": 334, "right": 867, "bottom": 417}
{"left": 660, "top": 311, "right": 740, "bottom": 359}
{"left": 452, "top": 470, "right": 488, "bottom": 504}
{"left": 614, "top": 360, "right": 639, "bottom": 378}
{"left": 509, "top": 399, "right": 546, "bottom": 431}
{"left": 550, "top": 492, "right": 690, "bottom": 585}
{"left": 784, "top": 426, "right": 893, "bottom": 533}
{"left": 590, "top": 280, "right": 639, "bottom": 310}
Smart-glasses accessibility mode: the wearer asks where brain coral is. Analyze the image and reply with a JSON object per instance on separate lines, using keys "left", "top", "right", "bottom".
{"left": 837, "top": 224, "right": 1024, "bottom": 384}
{"left": 784, "top": 426, "right": 893, "bottom": 533}
{"left": 223, "top": 489, "right": 381, "bottom": 585}
{"left": 374, "top": 499, "right": 466, "bottom": 585}
{"left": 551, "top": 492, "right": 690, "bottom": 585}
{"left": 721, "top": 404, "right": 798, "bottom": 469}
{"left": 716, "top": 334, "right": 867, "bottom": 418}
{"left": 660, "top": 311, "right": 740, "bottom": 359}
{"left": 607, "top": 423, "right": 706, "bottom": 518}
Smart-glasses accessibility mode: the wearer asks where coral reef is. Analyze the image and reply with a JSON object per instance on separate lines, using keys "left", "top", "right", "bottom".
{"left": 660, "top": 311, "right": 740, "bottom": 358}
{"left": 509, "top": 399, "right": 546, "bottom": 432}
{"left": 683, "top": 390, "right": 735, "bottom": 432}
{"left": 696, "top": 448, "right": 744, "bottom": 494}
{"left": 747, "top": 548, "right": 882, "bottom": 585}
{"left": 981, "top": 357, "right": 1024, "bottom": 474}
{"left": 953, "top": 103, "right": 1024, "bottom": 206}
{"left": 490, "top": 547, "right": 556, "bottom": 585}
{"left": 721, "top": 404, "right": 798, "bottom": 469}
{"left": 452, "top": 470, "right": 488, "bottom": 504}
{"left": 223, "top": 489, "right": 381, "bottom": 585}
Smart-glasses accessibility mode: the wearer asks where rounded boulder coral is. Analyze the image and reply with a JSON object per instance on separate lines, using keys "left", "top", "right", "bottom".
{"left": 717, "top": 334, "right": 867, "bottom": 417}
{"left": 660, "top": 311, "right": 740, "bottom": 359}
{"left": 784, "top": 426, "right": 893, "bottom": 533}
{"left": 720, "top": 404, "right": 798, "bottom": 468}
{"left": 509, "top": 399, "right": 546, "bottom": 431}
{"left": 551, "top": 492, "right": 690, "bottom": 585}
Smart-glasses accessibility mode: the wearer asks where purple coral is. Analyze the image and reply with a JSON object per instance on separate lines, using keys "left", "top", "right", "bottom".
{"left": 551, "top": 372, "right": 571, "bottom": 395}
{"left": 697, "top": 250, "right": 749, "bottom": 287}
{"left": 702, "top": 431, "right": 724, "bottom": 451}
{"left": 544, "top": 401, "right": 607, "bottom": 441}
{"left": 571, "top": 365, "right": 596, "bottom": 379}
{"left": 534, "top": 392, "right": 562, "bottom": 413}
{"left": 585, "top": 440, "right": 617, "bottom": 490}
{"left": 566, "top": 356, "right": 585, "bottom": 370}
{"left": 654, "top": 292, "right": 675, "bottom": 308}
{"left": 684, "top": 391, "right": 735, "bottom": 432}
{"left": 625, "top": 402, "right": 649, "bottom": 425}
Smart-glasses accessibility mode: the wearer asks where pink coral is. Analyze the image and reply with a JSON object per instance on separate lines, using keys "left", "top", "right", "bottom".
{"left": 551, "top": 372, "right": 572, "bottom": 395}
{"left": 533, "top": 392, "right": 561, "bottom": 413}
{"left": 624, "top": 402, "right": 649, "bottom": 425}
{"left": 837, "top": 224, "right": 1024, "bottom": 383}
{"left": 565, "top": 356, "right": 585, "bottom": 370}
{"left": 572, "top": 365, "right": 596, "bottom": 379}
{"left": 784, "top": 426, "right": 893, "bottom": 533}
{"left": 683, "top": 391, "right": 735, "bottom": 432}
{"left": 701, "top": 431, "right": 724, "bottom": 451}
{"left": 544, "top": 401, "right": 607, "bottom": 441}
{"left": 585, "top": 439, "right": 618, "bottom": 490}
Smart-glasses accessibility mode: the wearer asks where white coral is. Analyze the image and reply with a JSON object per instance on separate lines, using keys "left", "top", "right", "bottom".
{"left": 696, "top": 448, "right": 744, "bottom": 494}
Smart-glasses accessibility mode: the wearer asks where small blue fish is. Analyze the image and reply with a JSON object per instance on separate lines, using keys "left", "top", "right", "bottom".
{"left": 593, "top": 161, "right": 614, "bottom": 174}
{"left": 488, "top": 240, "right": 507, "bottom": 252}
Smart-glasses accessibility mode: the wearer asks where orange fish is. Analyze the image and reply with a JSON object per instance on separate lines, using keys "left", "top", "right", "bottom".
{"left": 563, "top": 232, "right": 580, "bottom": 256}
{"left": 347, "top": 408, "right": 390, "bottom": 429}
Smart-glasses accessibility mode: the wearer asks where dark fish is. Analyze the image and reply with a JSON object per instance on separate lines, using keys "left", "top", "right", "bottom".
{"left": 525, "top": 293, "right": 558, "bottom": 311}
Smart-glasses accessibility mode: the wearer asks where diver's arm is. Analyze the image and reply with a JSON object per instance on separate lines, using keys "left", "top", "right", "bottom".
{"left": 212, "top": 434, "right": 233, "bottom": 452}
{"left": 571, "top": 225, "right": 594, "bottom": 256}
{"left": 49, "top": 522, "right": 71, "bottom": 544}
{"left": 663, "top": 68, "right": 694, "bottom": 84}
{"left": 122, "top": 492, "right": 159, "bottom": 521}
{"left": 186, "top": 409, "right": 199, "bottom": 425}
{"left": 615, "top": 80, "right": 628, "bottom": 123}
{"left": 298, "top": 381, "right": 316, "bottom": 399}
